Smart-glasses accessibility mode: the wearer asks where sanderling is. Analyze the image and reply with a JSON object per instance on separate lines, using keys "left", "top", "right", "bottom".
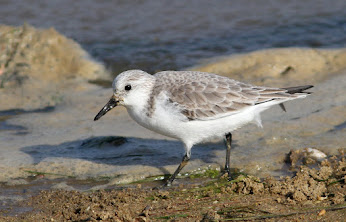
{"left": 94, "top": 70, "right": 313, "bottom": 186}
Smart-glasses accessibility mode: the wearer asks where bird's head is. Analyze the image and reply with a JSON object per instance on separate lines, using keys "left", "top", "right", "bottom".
{"left": 94, "top": 70, "right": 155, "bottom": 121}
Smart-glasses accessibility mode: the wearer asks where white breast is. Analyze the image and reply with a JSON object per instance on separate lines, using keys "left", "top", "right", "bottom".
{"left": 127, "top": 92, "right": 187, "bottom": 139}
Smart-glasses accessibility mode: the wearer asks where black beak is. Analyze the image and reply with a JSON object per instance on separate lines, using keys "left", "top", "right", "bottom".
{"left": 94, "top": 97, "right": 118, "bottom": 121}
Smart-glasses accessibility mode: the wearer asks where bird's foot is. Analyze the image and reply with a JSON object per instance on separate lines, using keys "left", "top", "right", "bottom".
{"left": 152, "top": 178, "right": 173, "bottom": 190}
{"left": 221, "top": 168, "right": 233, "bottom": 181}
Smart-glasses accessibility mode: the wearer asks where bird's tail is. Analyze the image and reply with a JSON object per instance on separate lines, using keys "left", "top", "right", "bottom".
{"left": 282, "top": 85, "right": 314, "bottom": 94}
{"left": 277, "top": 85, "right": 313, "bottom": 112}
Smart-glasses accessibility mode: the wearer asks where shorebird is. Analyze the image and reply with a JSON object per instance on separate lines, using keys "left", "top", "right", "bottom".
{"left": 94, "top": 70, "right": 313, "bottom": 186}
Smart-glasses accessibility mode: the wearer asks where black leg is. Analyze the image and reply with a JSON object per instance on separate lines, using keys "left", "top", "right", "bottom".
{"left": 224, "top": 132, "right": 232, "bottom": 180}
{"left": 165, "top": 154, "right": 190, "bottom": 186}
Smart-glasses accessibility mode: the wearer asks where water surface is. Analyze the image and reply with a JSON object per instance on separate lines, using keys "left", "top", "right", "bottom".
{"left": 1, "top": 0, "right": 345, "bottom": 73}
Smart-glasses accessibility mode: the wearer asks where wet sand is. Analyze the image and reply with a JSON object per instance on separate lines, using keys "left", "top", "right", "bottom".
{"left": 1, "top": 150, "right": 345, "bottom": 221}
{"left": 0, "top": 25, "right": 345, "bottom": 220}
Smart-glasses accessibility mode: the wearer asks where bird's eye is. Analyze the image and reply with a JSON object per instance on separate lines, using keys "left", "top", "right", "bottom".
{"left": 125, "top": 85, "right": 131, "bottom": 91}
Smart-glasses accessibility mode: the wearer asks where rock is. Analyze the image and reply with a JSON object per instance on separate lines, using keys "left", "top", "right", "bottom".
{"left": 189, "top": 48, "right": 346, "bottom": 85}
{"left": 0, "top": 24, "right": 108, "bottom": 87}
{"left": 0, "top": 24, "right": 110, "bottom": 110}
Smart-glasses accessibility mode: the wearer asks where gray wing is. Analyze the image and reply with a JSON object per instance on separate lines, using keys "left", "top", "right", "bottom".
{"left": 152, "top": 71, "right": 296, "bottom": 121}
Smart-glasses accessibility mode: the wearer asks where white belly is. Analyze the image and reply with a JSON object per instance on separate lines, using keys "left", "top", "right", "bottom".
{"left": 126, "top": 103, "right": 263, "bottom": 147}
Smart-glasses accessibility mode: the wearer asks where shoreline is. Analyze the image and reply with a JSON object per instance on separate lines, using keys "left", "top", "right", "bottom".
{"left": 0, "top": 24, "right": 345, "bottom": 220}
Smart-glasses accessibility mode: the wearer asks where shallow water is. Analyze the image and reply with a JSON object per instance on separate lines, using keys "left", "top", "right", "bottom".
{"left": 1, "top": 0, "right": 346, "bottom": 73}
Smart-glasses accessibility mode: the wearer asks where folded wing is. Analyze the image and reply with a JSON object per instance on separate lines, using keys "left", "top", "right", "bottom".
{"left": 153, "top": 71, "right": 312, "bottom": 121}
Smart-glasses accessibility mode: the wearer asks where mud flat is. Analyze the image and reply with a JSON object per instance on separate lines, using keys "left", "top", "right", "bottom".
{"left": 0, "top": 24, "right": 345, "bottom": 220}
{"left": 1, "top": 151, "right": 345, "bottom": 221}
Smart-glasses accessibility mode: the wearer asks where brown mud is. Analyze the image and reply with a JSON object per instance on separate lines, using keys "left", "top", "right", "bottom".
{"left": 1, "top": 149, "right": 345, "bottom": 221}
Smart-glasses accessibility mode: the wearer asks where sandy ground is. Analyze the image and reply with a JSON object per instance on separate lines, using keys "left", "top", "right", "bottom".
{"left": 0, "top": 150, "right": 345, "bottom": 221}
{"left": 0, "top": 25, "right": 345, "bottom": 220}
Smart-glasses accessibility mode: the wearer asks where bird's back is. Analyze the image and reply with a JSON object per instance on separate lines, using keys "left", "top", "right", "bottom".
{"left": 151, "top": 71, "right": 311, "bottom": 121}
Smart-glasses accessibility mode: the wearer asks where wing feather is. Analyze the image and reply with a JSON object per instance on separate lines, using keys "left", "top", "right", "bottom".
{"left": 151, "top": 71, "right": 304, "bottom": 121}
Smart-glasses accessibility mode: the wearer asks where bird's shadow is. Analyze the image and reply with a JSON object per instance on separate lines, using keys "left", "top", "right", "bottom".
{"left": 20, "top": 136, "right": 230, "bottom": 177}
